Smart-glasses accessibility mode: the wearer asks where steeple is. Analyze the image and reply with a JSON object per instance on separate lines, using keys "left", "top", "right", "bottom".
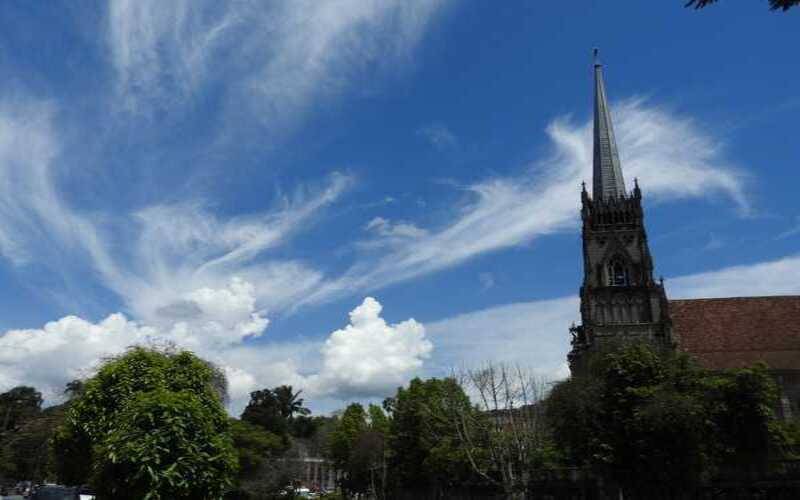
{"left": 592, "top": 49, "right": 626, "bottom": 200}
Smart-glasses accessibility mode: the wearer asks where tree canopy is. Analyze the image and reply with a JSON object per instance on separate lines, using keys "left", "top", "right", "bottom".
{"left": 52, "top": 346, "right": 237, "bottom": 499}
{"left": 0, "top": 385, "right": 43, "bottom": 433}
{"left": 686, "top": 0, "right": 799, "bottom": 10}
{"left": 241, "top": 385, "right": 310, "bottom": 438}
{"left": 546, "top": 343, "right": 781, "bottom": 495}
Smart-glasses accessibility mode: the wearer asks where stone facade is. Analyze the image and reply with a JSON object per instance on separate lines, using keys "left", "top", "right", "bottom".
{"left": 569, "top": 181, "right": 673, "bottom": 374}
{"left": 568, "top": 55, "right": 673, "bottom": 375}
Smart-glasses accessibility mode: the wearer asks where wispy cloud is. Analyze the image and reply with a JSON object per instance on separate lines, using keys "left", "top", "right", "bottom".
{"left": 417, "top": 122, "right": 459, "bottom": 151}
{"left": 306, "top": 99, "right": 750, "bottom": 304}
{"left": 777, "top": 215, "right": 800, "bottom": 240}
{"left": 107, "top": 0, "right": 450, "bottom": 130}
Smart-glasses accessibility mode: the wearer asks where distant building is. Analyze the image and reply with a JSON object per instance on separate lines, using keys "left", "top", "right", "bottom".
{"left": 568, "top": 51, "right": 799, "bottom": 418}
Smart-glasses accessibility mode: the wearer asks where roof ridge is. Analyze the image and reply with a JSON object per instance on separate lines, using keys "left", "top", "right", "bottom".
{"left": 670, "top": 295, "right": 800, "bottom": 302}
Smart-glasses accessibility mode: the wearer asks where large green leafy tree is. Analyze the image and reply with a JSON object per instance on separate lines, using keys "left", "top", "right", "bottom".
{"left": 52, "top": 346, "right": 237, "bottom": 499}
{"left": 387, "top": 378, "right": 481, "bottom": 493}
{"left": 546, "top": 344, "right": 780, "bottom": 495}
{"left": 686, "top": 0, "right": 798, "bottom": 10}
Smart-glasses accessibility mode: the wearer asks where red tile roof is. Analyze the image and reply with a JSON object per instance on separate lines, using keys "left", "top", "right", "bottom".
{"left": 670, "top": 296, "right": 800, "bottom": 371}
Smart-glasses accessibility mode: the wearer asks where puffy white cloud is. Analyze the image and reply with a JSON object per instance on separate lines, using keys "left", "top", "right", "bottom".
{"left": 310, "top": 297, "right": 432, "bottom": 398}
{"left": 0, "top": 313, "right": 155, "bottom": 401}
{"left": 0, "top": 277, "right": 269, "bottom": 403}
{"left": 0, "top": 293, "right": 431, "bottom": 414}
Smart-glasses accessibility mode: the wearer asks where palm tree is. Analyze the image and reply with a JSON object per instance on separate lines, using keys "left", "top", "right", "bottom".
{"left": 273, "top": 385, "right": 311, "bottom": 420}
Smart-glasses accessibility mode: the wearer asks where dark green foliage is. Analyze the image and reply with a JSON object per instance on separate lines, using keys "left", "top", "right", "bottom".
{"left": 229, "top": 419, "right": 287, "bottom": 479}
{"left": 0, "top": 385, "right": 43, "bottom": 432}
{"left": 326, "top": 403, "right": 392, "bottom": 498}
{"left": 327, "top": 403, "right": 368, "bottom": 495}
{"left": 273, "top": 385, "right": 310, "bottom": 419}
{"left": 0, "top": 404, "right": 66, "bottom": 481}
{"left": 686, "top": 0, "right": 799, "bottom": 10}
{"left": 92, "top": 389, "right": 237, "bottom": 500}
{"left": 546, "top": 344, "right": 781, "bottom": 493}
{"left": 52, "top": 346, "right": 237, "bottom": 499}
{"left": 387, "top": 377, "right": 478, "bottom": 491}
{"left": 241, "top": 385, "right": 309, "bottom": 437}
{"left": 288, "top": 414, "right": 336, "bottom": 441}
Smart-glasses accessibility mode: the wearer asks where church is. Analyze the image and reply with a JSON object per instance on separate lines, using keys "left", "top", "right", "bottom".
{"left": 567, "top": 52, "right": 800, "bottom": 419}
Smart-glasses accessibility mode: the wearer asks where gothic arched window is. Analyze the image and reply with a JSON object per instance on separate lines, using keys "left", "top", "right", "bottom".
{"left": 607, "top": 257, "right": 629, "bottom": 286}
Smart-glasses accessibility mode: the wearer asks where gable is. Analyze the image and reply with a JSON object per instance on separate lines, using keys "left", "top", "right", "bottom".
{"left": 670, "top": 296, "right": 800, "bottom": 371}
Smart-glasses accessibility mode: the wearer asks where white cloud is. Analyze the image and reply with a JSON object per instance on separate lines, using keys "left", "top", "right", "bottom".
{"left": 668, "top": 254, "right": 800, "bottom": 299}
{"left": 0, "top": 294, "right": 429, "bottom": 415}
{"left": 120, "top": 173, "right": 351, "bottom": 324}
{"left": 417, "top": 122, "right": 458, "bottom": 151}
{"left": 309, "top": 297, "right": 432, "bottom": 398}
{"left": 0, "top": 101, "right": 348, "bottom": 324}
{"left": 425, "top": 253, "right": 800, "bottom": 385}
{"left": 0, "top": 94, "right": 349, "bottom": 314}
{"left": 0, "top": 313, "right": 156, "bottom": 402}
{"left": 364, "top": 216, "right": 428, "bottom": 240}
{"left": 425, "top": 297, "right": 577, "bottom": 382}
{"left": 307, "top": 99, "right": 749, "bottom": 304}
{"left": 777, "top": 215, "right": 800, "bottom": 240}
{"left": 107, "top": 0, "right": 449, "bottom": 125}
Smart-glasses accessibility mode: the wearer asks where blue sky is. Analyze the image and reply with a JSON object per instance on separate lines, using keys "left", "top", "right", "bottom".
{"left": 0, "top": 1, "right": 797, "bottom": 413}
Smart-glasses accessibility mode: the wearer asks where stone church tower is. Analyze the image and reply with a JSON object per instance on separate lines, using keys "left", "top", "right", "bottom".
{"left": 568, "top": 53, "right": 673, "bottom": 375}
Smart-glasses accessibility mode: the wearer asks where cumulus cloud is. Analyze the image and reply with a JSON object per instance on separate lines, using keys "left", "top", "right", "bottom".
{"left": 309, "top": 297, "right": 432, "bottom": 398}
{"left": 306, "top": 99, "right": 749, "bottom": 304}
{"left": 0, "top": 294, "right": 429, "bottom": 414}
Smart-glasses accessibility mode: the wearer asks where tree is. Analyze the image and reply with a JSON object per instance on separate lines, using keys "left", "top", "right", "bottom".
{"left": 452, "top": 364, "right": 557, "bottom": 498}
{"left": 546, "top": 343, "right": 782, "bottom": 496}
{"left": 229, "top": 419, "right": 287, "bottom": 480}
{"left": 387, "top": 378, "right": 482, "bottom": 494}
{"left": 0, "top": 386, "right": 43, "bottom": 433}
{"left": 52, "top": 346, "right": 237, "bottom": 499}
{"left": 685, "top": 0, "right": 799, "bottom": 11}
{"left": 92, "top": 389, "right": 237, "bottom": 500}
{"left": 273, "top": 385, "right": 311, "bottom": 420}
{"left": 241, "top": 386, "right": 310, "bottom": 438}
{"left": 0, "top": 404, "right": 67, "bottom": 481}
{"left": 328, "top": 403, "right": 368, "bottom": 497}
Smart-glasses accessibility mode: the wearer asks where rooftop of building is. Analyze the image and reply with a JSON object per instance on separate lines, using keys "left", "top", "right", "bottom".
{"left": 670, "top": 295, "right": 800, "bottom": 371}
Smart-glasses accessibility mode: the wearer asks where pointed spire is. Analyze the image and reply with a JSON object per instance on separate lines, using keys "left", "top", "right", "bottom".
{"left": 592, "top": 49, "right": 626, "bottom": 200}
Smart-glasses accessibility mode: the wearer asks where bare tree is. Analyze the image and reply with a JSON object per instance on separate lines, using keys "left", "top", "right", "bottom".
{"left": 446, "top": 364, "right": 552, "bottom": 499}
